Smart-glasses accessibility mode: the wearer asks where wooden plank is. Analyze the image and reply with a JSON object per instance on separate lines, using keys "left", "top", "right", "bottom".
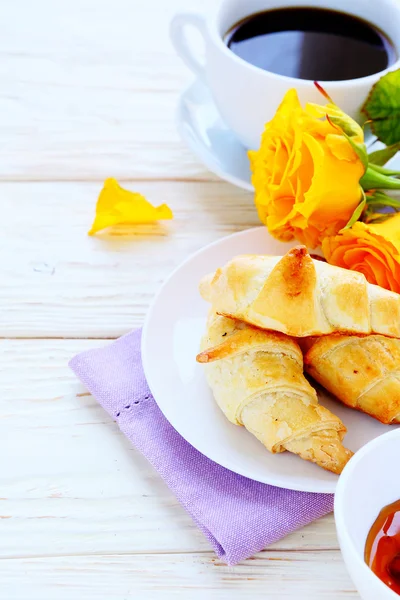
{"left": 0, "top": 339, "right": 339, "bottom": 559}
{"left": 0, "top": 181, "right": 257, "bottom": 337}
{"left": 0, "top": 552, "right": 358, "bottom": 599}
{"left": 0, "top": 0, "right": 219, "bottom": 181}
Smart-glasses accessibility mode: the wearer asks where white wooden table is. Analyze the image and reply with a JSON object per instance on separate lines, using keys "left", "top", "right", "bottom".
{"left": 0, "top": 1, "right": 359, "bottom": 597}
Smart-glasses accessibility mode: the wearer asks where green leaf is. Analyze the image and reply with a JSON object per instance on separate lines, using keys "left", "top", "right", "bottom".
{"left": 342, "top": 195, "right": 366, "bottom": 230}
{"left": 367, "top": 164, "right": 400, "bottom": 177}
{"left": 360, "top": 164, "right": 400, "bottom": 190}
{"left": 365, "top": 189, "right": 400, "bottom": 209}
{"left": 368, "top": 142, "right": 400, "bottom": 166}
{"left": 362, "top": 69, "right": 400, "bottom": 145}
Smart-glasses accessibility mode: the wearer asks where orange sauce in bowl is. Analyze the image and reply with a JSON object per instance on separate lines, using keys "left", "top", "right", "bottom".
{"left": 365, "top": 499, "right": 400, "bottom": 595}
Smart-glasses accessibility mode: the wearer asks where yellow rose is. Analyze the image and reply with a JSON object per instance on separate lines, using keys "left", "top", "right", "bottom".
{"left": 249, "top": 89, "right": 365, "bottom": 248}
{"left": 322, "top": 213, "right": 400, "bottom": 293}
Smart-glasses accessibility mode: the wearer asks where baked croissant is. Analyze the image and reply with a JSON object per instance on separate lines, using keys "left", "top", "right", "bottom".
{"left": 304, "top": 334, "right": 400, "bottom": 424}
{"left": 196, "top": 312, "right": 353, "bottom": 474}
{"left": 200, "top": 246, "right": 400, "bottom": 338}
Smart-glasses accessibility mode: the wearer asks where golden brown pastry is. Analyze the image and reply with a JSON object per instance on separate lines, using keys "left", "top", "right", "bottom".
{"left": 200, "top": 246, "right": 400, "bottom": 338}
{"left": 304, "top": 334, "right": 400, "bottom": 424}
{"left": 197, "top": 312, "right": 353, "bottom": 474}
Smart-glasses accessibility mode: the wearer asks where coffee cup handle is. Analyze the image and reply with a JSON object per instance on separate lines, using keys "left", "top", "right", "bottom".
{"left": 170, "top": 13, "right": 208, "bottom": 81}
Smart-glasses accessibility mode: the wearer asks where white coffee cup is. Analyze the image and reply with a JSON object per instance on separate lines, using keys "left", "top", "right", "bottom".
{"left": 171, "top": 0, "right": 400, "bottom": 150}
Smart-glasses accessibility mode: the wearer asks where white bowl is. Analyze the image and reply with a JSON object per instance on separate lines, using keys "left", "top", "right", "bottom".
{"left": 335, "top": 428, "right": 400, "bottom": 600}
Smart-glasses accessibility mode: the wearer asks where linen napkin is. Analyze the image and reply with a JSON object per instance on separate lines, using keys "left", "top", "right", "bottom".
{"left": 69, "top": 329, "right": 333, "bottom": 565}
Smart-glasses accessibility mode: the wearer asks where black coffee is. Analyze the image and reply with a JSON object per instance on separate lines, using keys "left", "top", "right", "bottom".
{"left": 225, "top": 7, "right": 396, "bottom": 81}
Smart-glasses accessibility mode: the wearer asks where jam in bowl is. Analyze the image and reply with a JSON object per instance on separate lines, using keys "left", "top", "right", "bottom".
{"left": 365, "top": 499, "right": 400, "bottom": 595}
{"left": 335, "top": 428, "right": 400, "bottom": 600}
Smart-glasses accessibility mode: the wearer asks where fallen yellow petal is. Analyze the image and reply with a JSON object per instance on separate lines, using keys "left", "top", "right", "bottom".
{"left": 88, "top": 178, "right": 173, "bottom": 235}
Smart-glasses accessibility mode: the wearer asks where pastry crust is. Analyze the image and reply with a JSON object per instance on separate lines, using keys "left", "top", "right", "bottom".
{"left": 304, "top": 334, "right": 400, "bottom": 424}
{"left": 199, "top": 246, "right": 400, "bottom": 338}
{"left": 197, "top": 312, "right": 353, "bottom": 474}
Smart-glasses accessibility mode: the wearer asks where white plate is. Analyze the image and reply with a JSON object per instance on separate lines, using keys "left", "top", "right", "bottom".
{"left": 142, "top": 227, "right": 397, "bottom": 493}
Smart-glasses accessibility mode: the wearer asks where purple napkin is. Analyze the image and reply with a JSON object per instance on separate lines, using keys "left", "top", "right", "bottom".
{"left": 69, "top": 329, "right": 333, "bottom": 565}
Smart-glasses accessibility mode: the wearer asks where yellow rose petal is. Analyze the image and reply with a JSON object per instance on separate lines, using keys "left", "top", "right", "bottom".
{"left": 325, "top": 134, "right": 358, "bottom": 161}
{"left": 88, "top": 178, "right": 173, "bottom": 235}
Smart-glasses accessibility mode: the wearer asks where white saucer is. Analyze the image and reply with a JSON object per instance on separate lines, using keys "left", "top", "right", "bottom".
{"left": 177, "top": 80, "right": 400, "bottom": 191}
{"left": 177, "top": 79, "right": 253, "bottom": 191}
{"left": 141, "top": 227, "right": 397, "bottom": 493}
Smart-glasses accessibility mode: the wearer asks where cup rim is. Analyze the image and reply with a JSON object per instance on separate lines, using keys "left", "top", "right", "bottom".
{"left": 334, "top": 428, "right": 400, "bottom": 600}
{"left": 208, "top": 3, "right": 400, "bottom": 87}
